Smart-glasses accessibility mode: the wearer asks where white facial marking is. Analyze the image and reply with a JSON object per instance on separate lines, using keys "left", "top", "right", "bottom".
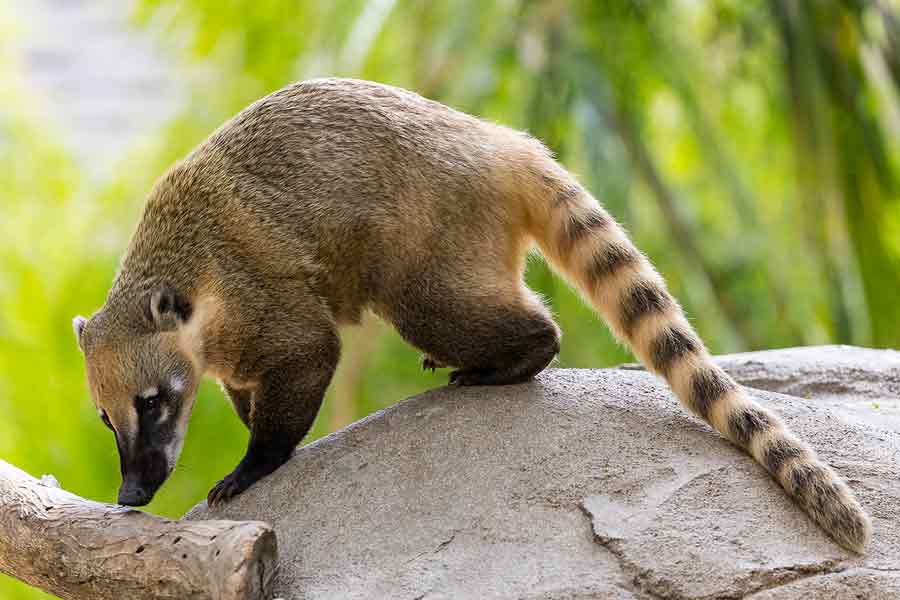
{"left": 170, "top": 376, "right": 185, "bottom": 394}
{"left": 163, "top": 415, "right": 190, "bottom": 473}
{"left": 156, "top": 404, "right": 170, "bottom": 425}
{"left": 162, "top": 392, "right": 195, "bottom": 474}
{"left": 164, "top": 438, "right": 184, "bottom": 473}
{"left": 139, "top": 386, "right": 159, "bottom": 399}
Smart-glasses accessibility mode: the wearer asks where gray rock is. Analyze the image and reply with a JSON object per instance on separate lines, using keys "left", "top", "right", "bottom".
{"left": 622, "top": 345, "right": 900, "bottom": 433}
{"left": 188, "top": 347, "right": 900, "bottom": 599}
{"left": 717, "top": 345, "right": 900, "bottom": 434}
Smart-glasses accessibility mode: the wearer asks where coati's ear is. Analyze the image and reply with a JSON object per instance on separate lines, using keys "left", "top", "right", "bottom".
{"left": 72, "top": 316, "right": 87, "bottom": 350}
{"left": 147, "top": 286, "right": 192, "bottom": 331}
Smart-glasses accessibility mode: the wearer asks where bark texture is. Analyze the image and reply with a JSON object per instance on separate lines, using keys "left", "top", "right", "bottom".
{"left": 0, "top": 460, "right": 276, "bottom": 600}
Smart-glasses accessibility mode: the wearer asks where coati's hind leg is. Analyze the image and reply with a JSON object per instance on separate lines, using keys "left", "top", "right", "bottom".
{"left": 392, "top": 279, "right": 560, "bottom": 386}
{"left": 421, "top": 355, "right": 447, "bottom": 372}
{"left": 447, "top": 303, "right": 560, "bottom": 386}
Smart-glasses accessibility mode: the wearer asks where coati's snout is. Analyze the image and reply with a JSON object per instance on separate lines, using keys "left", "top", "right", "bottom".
{"left": 73, "top": 285, "right": 201, "bottom": 506}
{"left": 117, "top": 442, "right": 169, "bottom": 507}
{"left": 112, "top": 379, "right": 193, "bottom": 506}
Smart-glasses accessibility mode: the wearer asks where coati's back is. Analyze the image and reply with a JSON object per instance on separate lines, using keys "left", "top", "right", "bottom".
{"left": 189, "top": 77, "right": 522, "bottom": 226}
{"left": 106, "top": 78, "right": 869, "bottom": 552}
{"left": 149, "top": 78, "right": 550, "bottom": 317}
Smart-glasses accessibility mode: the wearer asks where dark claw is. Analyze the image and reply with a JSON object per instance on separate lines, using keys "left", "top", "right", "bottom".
{"left": 449, "top": 369, "right": 479, "bottom": 385}
{"left": 422, "top": 355, "right": 444, "bottom": 373}
{"left": 207, "top": 472, "right": 245, "bottom": 508}
{"left": 207, "top": 444, "right": 295, "bottom": 508}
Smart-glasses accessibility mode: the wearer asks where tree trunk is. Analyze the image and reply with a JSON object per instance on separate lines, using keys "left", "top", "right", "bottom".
{"left": 0, "top": 460, "right": 276, "bottom": 600}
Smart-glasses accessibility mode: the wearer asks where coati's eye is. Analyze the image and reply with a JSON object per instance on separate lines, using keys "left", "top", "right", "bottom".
{"left": 100, "top": 411, "right": 113, "bottom": 431}
{"left": 136, "top": 387, "right": 163, "bottom": 413}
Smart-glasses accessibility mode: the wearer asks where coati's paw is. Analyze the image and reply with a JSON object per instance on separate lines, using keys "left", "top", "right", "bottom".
{"left": 422, "top": 355, "right": 446, "bottom": 372}
{"left": 449, "top": 368, "right": 490, "bottom": 386}
{"left": 207, "top": 471, "right": 250, "bottom": 507}
{"left": 449, "top": 367, "right": 536, "bottom": 386}
{"left": 208, "top": 445, "right": 294, "bottom": 508}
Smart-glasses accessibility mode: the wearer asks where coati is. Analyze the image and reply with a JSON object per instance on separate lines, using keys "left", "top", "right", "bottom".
{"left": 73, "top": 78, "right": 870, "bottom": 552}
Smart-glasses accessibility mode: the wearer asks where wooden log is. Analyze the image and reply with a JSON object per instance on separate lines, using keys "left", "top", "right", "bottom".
{"left": 0, "top": 460, "right": 276, "bottom": 600}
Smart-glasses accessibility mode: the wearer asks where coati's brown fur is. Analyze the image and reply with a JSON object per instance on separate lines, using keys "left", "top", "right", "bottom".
{"left": 75, "top": 78, "right": 870, "bottom": 552}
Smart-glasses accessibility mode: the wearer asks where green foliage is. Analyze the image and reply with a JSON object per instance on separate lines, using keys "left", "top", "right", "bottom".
{"left": 3, "top": 1, "right": 900, "bottom": 597}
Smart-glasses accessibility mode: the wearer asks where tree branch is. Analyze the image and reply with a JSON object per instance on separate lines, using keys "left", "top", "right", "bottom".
{"left": 0, "top": 460, "right": 276, "bottom": 600}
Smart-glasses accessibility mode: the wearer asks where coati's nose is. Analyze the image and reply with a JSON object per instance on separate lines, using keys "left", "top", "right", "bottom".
{"left": 117, "top": 485, "right": 151, "bottom": 507}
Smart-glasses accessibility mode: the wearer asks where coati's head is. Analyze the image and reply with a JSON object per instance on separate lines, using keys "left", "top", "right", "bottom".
{"left": 74, "top": 286, "right": 202, "bottom": 506}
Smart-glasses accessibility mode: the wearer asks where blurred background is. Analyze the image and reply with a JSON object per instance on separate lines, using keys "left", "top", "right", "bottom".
{"left": 2, "top": 0, "right": 899, "bottom": 596}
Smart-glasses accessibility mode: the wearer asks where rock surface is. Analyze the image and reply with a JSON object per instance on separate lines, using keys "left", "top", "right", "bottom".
{"left": 188, "top": 346, "right": 900, "bottom": 599}
{"left": 719, "top": 345, "right": 900, "bottom": 434}
{"left": 621, "top": 344, "right": 900, "bottom": 433}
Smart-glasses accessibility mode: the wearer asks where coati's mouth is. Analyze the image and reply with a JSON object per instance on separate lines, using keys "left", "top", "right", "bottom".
{"left": 117, "top": 449, "right": 169, "bottom": 506}
{"left": 118, "top": 483, "right": 157, "bottom": 507}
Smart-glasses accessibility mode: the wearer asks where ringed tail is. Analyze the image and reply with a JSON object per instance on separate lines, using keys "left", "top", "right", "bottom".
{"left": 518, "top": 156, "right": 871, "bottom": 553}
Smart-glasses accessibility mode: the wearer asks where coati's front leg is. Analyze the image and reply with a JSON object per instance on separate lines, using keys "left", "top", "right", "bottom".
{"left": 208, "top": 332, "right": 340, "bottom": 507}
{"left": 223, "top": 384, "right": 251, "bottom": 429}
